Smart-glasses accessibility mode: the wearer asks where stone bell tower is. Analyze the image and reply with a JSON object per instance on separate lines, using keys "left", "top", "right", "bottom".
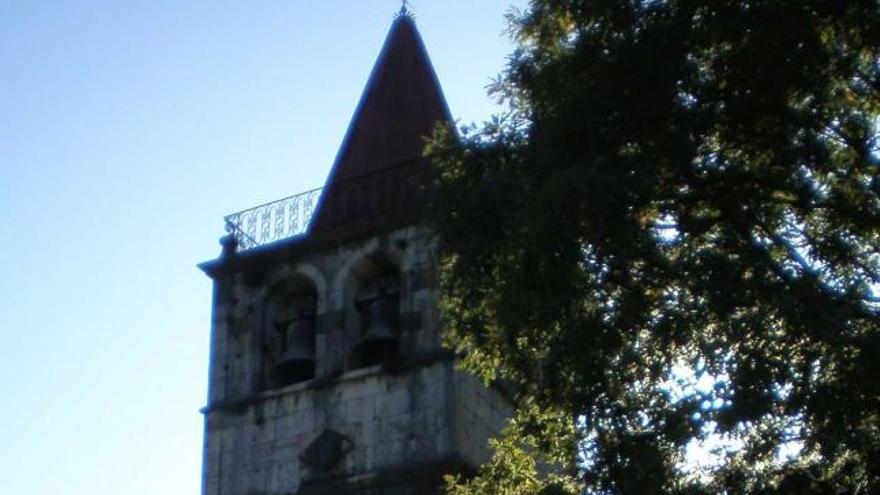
{"left": 198, "top": 10, "right": 511, "bottom": 495}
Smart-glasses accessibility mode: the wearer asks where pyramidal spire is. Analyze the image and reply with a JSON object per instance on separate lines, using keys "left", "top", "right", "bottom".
{"left": 310, "top": 10, "right": 452, "bottom": 235}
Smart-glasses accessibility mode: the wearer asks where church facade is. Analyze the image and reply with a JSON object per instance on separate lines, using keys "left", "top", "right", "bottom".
{"left": 198, "top": 11, "right": 511, "bottom": 495}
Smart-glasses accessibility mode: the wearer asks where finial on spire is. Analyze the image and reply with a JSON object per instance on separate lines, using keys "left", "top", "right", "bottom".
{"left": 396, "top": 0, "right": 414, "bottom": 20}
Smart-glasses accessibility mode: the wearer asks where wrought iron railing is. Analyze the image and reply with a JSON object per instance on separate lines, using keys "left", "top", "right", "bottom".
{"left": 224, "top": 187, "right": 322, "bottom": 251}
{"left": 224, "top": 160, "right": 424, "bottom": 253}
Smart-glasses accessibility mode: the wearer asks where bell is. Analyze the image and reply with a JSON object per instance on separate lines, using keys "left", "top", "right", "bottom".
{"left": 274, "top": 310, "right": 316, "bottom": 385}
{"left": 354, "top": 292, "right": 399, "bottom": 364}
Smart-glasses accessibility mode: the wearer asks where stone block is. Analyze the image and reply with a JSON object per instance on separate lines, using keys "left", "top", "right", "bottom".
{"left": 201, "top": 226, "right": 511, "bottom": 495}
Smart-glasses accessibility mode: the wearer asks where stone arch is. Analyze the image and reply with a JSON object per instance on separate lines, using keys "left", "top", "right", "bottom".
{"left": 262, "top": 261, "right": 328, "bottom": 313}
{"left": 261, "top": 272, "right": 319, "bottom": 388}
{"left": 334, "top": 242, "right": 405, "bottom": 369}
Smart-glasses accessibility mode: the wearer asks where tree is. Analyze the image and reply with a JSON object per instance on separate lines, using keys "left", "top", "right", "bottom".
{"left": 426, "top": 1, "right": 880, "bottom": 493}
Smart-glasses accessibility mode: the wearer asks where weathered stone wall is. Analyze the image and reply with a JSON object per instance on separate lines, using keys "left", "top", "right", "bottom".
{"left": 204, "top": 361, "right": 455, "bottom": 494}
{"left": 201, "top": 226, "right": 511, "bottom": 495}
{"left": 452, "top": 373, "right": 512, "bottom": 470}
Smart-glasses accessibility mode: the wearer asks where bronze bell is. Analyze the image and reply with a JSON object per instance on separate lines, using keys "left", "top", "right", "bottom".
{"left": 274, "top": 298, "right": 317, "bottom": 385}
{"left": 354, "top": 290, "right": 399, "bottom": 365}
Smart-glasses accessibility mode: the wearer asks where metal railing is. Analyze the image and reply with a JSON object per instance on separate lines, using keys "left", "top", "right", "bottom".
{"left": 223, "top": 160, "right": 424, "bottom": 253}
{"left": 224, "top": 187, "right": 322, "bottom": 251}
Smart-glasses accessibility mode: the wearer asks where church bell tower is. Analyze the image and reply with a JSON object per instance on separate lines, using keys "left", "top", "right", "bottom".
{"left": 198, "top": 10, "right": 511, "bottom": 495}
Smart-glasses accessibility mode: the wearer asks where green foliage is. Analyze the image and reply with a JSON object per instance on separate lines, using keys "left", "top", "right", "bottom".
{"left": 427, "top": 1, "right": 880, "bottom": 493}
{"left": 444, "top": 404, "right": 583, "bottom": 495}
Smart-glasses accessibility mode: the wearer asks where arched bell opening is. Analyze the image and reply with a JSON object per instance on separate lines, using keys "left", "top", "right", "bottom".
{"left": 345, "top": 255, "right": 401, "bottom": 369}
{"left": 263, "top": 275, "right": 318, "bottom": 388}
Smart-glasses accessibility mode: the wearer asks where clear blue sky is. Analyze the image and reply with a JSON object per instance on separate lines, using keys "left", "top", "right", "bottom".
{"left": 0, "top": 2, "right": 525, "bottom": 493}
